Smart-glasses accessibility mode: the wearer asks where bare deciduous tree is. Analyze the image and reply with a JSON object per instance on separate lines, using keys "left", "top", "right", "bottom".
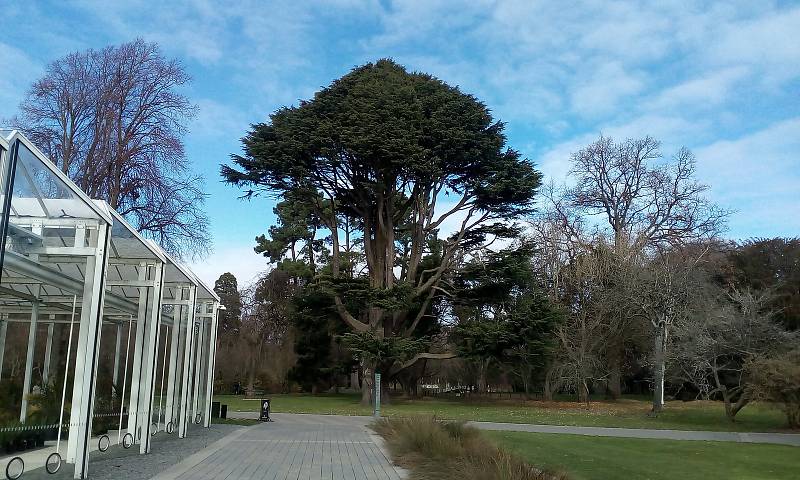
{"left": 633, "top": 247, "right": 707, "bottom": 413}
{"left": 11, "top": 38, "right": 209, "bottom": 259}
{"left": 546, "top": 135, "right": 729, "bottom": 399}
{"left": 670, "top": 287, "right": 795, "bottom": 420}
{"left": 568, "top": 135, "right": 728, "bottom": 251}
{"left": 239, "top": 270, "right": 296, "bottom": 394}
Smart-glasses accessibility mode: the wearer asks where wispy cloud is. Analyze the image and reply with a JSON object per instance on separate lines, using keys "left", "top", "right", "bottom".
{"left": 3, "top": 0, "right": 799, "bottom": 282}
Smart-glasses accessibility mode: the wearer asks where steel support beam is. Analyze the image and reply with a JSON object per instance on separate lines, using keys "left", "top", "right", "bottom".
{"left": 191, "top": 315, "right": 205, "bottom": 421}
{"left": 127, "top": 264, "right": 149, "bottom": 438}
{"left": 66, "top": 224, "right": 109, "bottom": 479}
{"left": 20, "top": 298, "right": 39, "bottom": 422}
{"left": 178, "top": 286, "right": 197, "bottom": 438}
{"left": 137, "top": 262, "right": 163, "bottom": 454}
{"left": 203, "top": 303, "right": 220, "bottom": 428}
{"left": 164, "top": 288, "right": 183, "bottom": 428}
{"left": 43, "top": 320, "right": 54, "bottom": 384}
{"left": 0, "top": 316, "right": 6, "bottom": 382}
{"left": 112, "top": 322, "right": 122, "bottom": 394}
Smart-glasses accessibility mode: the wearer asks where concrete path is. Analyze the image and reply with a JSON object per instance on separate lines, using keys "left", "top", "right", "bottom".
{"left": 228, "top": 412, "right": 800, "bottom": 447}
{"left": 469, "top": 421, "right": 800, "bottom": 447}
{"left": 152, "top": 414, "right": 406, "bottom": 480}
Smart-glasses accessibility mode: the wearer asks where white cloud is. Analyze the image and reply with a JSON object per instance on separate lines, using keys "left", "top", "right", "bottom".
{"left": 570, "top": 61, "right": 645, "bottom": 117}
{"left": 646, "top": 67, "right": 749, "bottom": 111}
{"left": 708, "top": 7, "right": 800, "bottom": 86}
{"left": 694, "top": 118, "right": 800, "bottom": 238}
{"left": 189, "top": 99, "right": 251, "bottom": 139}
{"left": 0, "top": 42, "right": 41, "bottom": 110}
{"left": 188, "top": 243, "right": 270, "bottom": 288}
{"left": 7, "top": 0, "right": 799, "bottom": 246}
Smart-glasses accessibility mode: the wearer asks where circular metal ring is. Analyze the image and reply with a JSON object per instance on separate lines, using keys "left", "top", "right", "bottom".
{"left": 195, "top": 414, "right": 202, "bottom": 424}
{"left": 122, "top": 432, "right": 134, "bottom": 449}
{"left": 166, "top": 422, "right": 175, "bottom": 434}
{"left": 45, "top": 452, "right": 61, "bottom": 474}
{"left": 5, "top": 456, "right": 24, "bottom": 480}
{"left": 98, "top": 434, "right": 110, "bottom": 452}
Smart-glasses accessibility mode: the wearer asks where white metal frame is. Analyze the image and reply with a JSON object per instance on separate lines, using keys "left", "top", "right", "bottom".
{"left": 0, "top": 131, "right": 221, "bottom": 479}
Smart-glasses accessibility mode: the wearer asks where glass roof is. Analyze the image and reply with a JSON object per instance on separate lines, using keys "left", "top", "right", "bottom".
{"left": 5, "top": 134, "right": 109, "bottom": 223}
{"left": 0, "top": 131, "right": 218, "bottom": 320}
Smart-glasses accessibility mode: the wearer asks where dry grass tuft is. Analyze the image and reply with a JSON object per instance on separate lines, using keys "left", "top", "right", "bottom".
{"left": 372, "top": 416, "right": 568, "bottom": 480}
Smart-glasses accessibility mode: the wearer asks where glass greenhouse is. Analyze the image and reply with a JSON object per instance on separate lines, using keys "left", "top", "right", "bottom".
{"left": 0, "top": 131, "right": 221, "bottom": 479}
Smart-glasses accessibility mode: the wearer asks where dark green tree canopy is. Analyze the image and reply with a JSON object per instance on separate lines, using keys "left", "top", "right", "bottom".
{"left": 214, "top": 272, "right": 243, "bottom": 338}
{"left": 726, "top": 238, "right": 800, "bottom": 330}
{"left": 222, "top": 59, "right": 542, "bottom": 392}
{"left": 223, "top": 59, "right": 539, "bottom": 220}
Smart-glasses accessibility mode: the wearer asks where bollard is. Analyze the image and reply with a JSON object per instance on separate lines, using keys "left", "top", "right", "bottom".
{"left": 373, "top": 373, "right": 381, "bottom": 418}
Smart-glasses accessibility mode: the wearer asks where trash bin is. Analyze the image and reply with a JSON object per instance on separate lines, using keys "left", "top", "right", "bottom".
{"left": 221, "top": 404, "right": 227, "bottom": 419}
{"left": 211, "top": 401, "right": 220, "bottom": 418}
{"left": 259, "top": 399, "right": 272, "bottom": 422}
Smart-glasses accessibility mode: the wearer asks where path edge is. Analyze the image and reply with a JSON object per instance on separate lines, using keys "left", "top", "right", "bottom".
{"left": 148, "top": 426, "right": 251, "bottom": 480}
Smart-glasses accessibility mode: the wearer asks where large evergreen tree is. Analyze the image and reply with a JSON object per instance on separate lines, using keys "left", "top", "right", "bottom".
{"left": 223, "top": 59, "right": 541, "bottom": 402}
{"left": 214, "top": 272, "right": 243, "bottom": 340}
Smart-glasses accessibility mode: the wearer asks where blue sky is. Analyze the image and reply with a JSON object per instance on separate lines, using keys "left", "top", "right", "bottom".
{"left": 1, "top": 0, "right": 798, "bottom": 285}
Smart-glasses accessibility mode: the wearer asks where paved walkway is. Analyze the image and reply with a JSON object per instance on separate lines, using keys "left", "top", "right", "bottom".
{"left": 228, "top": 412, "right": 800, "bottom": 447}
{"left": 152, "top": 414, "right": 406, "bottom": 480}
{"left": 468, "top": 421, "right": 800, "bottom": 447}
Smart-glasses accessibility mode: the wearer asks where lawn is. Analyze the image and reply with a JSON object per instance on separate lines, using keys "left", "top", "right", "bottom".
{"left": 213, "top": 393, "right": 795, "bottom": 433}
{"left": 487, "top": 431, "right": 800, "bottom": 480}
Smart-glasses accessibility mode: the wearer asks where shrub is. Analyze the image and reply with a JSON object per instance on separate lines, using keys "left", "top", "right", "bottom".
{"left": 372, "top": 416, "right": 567, "bottom": 480}
{"left": 746, "top": 350, "right": 800, "bottom": 429}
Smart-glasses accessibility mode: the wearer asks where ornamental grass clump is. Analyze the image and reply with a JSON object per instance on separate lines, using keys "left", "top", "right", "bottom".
{"left": 372, "top": 416, "right": 567, "bottom": 480}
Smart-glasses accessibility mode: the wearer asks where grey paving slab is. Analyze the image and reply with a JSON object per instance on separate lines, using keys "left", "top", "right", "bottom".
{"left": 154, "top": 414, "right": 405, "bottom": 480}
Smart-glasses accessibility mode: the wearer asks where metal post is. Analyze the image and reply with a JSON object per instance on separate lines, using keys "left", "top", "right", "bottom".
{"left": 203, "top": 303, "right": 220, "bottom": 428}
{"left": 178, "top": 286, "right": 197, "bottom": 438}
{"left": 42, "top": 319, "right": 54, "bottom": 385}
{"left": 20, "top": 298, "right": 39, "bottom": 422}
{"left": 112, "top": 322, "right": 122, "bottom": 394}
{"left": 138, "top": 262, "right": 163, "bottom": 454}
{"left": 191, "top": 315, "right": 205, "bottom": 421}
{"left": 164, "top": 287, "right": 183, "bottom": 427}
{"left": 127, "top": 263, "right": 149, "bottom": 436}
{"left": 0, "top": 315, "right": 6, "bottom": 382}
{"left": 67, "top": 223, "right": 109, "bottom": 479}
{"left": 373, "top": 372, "right": 381, "bottom": 418}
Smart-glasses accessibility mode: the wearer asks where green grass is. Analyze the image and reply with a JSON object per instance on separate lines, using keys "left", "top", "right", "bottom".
{"left": 213, "top": 393, "right": 794, "bottom": 433}
{"left": 487, "top": 431, "right": 800, "bottom": 480}
{"left": 374, "top": 417, "right": 563, "bottom": 480}
{"left": 212, "top": 417, "right": 261, "bottom": 426}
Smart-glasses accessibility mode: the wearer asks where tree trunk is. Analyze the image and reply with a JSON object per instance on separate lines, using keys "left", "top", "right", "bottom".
{"left": 476, "top": 359, "right": 490, "bottom": 395}
{"left": 360, "top": 361, "right": 373, "bottom": 406}
{"left": 578, "top": 378, "right": 590, "bottom": 405}
{"left": 722, "top": 388, "right": 749, "bottom": 421}
{"left": 652, "top": 322, "right": 666, "bottom": 413}
{"left": 544, "top": 367, "right": 555, "bottom": 401}
{"left": 522, "top": 368, "right": 532, "bottom": 400}
{"left": 246, "top": 350, "right": 257, "bottom": 395}
{"left": 606, "top": 340, "right": 623, "bottom": 400}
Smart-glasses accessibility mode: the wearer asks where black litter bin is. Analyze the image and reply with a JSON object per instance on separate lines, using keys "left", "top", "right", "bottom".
{"left": 221, "top": 404, "right": 228, "bottom": 419}
{"left": 259, "top": 399, "right": 272, "bottom": 422}
{"left": 211, "top": 401, "right": 220, "bottom": 418}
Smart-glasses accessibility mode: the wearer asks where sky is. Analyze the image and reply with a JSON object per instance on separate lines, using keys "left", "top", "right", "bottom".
{"left": 1, "top": 0, "right": 798, "bottom": 286}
